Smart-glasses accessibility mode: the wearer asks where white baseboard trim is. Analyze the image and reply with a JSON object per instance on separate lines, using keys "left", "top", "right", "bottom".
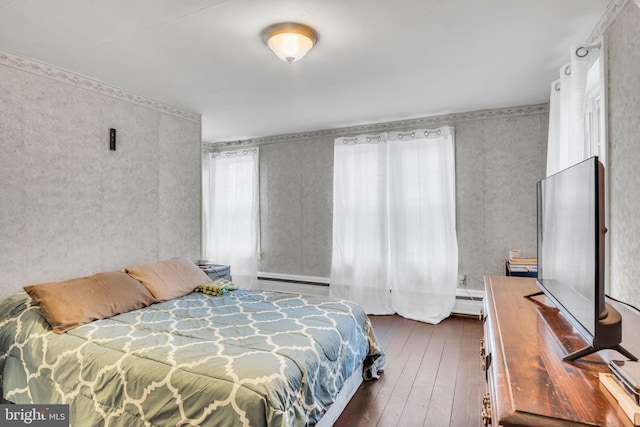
{"left": 257, "top": 272, "right": 485, "bottom": 316}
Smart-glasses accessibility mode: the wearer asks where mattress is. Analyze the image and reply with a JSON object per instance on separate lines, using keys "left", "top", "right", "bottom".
{"left": 0, "top": 289, "right": 383, "bottom": 426}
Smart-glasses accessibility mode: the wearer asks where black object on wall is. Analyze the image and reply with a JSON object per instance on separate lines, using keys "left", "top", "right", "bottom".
{"left": 110, "top": 128, "right": 117, "bottom": 151}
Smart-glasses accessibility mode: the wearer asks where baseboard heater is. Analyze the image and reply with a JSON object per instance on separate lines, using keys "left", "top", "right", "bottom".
{"left": 453, "top": 289, "right": 484, "bottom": 316}
{"left": 257, "top": 272, "right": 330, "bottom": 296}
{"left": 257, "top": 272, "right": 484, "bottom": 316}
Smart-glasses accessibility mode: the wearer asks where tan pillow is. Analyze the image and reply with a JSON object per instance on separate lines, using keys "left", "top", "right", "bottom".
{"left": 124, "top": 256, "right": 211, "bottom": 301}
{"left": 24, "top": 271, "right": 156, "bottom": 334}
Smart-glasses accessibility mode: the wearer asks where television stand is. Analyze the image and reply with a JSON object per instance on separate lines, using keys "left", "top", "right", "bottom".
{"left": 523, "top": 292, "right": 638, "bottom": 362}
{"left": 565, "top": 343, "right": 637, "bottom": 362}
{"left": 524, "top": 290, "right": 543, "bottom": 298}
{"left": 483, "top": 276, "right": 640, "bottom": 426}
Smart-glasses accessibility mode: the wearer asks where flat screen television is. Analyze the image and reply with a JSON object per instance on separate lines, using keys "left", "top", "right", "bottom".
{"left": 535, "top": 156, "right": 636, "bottom": 362}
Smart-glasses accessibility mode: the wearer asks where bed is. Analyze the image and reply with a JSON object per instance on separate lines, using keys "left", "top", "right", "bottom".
{"left": 0, "top": 259, "right": 384, "bottom": 427}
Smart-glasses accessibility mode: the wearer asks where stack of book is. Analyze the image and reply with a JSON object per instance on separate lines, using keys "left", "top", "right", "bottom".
{"left": 600, "top": 372, "right": 640, "bottom": 425}
{"left": 508, "top": 256, "right": 537, "bottom": 274}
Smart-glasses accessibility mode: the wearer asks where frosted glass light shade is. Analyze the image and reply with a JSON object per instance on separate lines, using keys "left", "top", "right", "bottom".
{"left": 263, "top": 23, "right": 317, "bottom": 64}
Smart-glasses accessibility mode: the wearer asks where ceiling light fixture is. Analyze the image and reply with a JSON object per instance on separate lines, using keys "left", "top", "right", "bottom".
{"left": 263, "top": 22, "right": 317, "bottom": 64}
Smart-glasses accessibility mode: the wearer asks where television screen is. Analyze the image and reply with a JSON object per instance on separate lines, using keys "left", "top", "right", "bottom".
{"left": 536, "top": 157, "right": 636, "bottom": 361}
{"left": 537, "top": 157, "right": 598, "bottom": 337}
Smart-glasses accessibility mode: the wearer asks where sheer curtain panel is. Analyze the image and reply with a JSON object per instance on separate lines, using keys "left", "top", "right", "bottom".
{"left": 331, "top": 134, "right": 393, "bottom": 314}
{"left": 202, "top": 148, "right": 259, "bottom": 289}
{"left": 546, "top": 41, "right": 602, "bottom": 177}
{"left": 545, "top": 40, "right": 608, "bottom": 289}
{"left": 331, "top": 127, "right": 458, "bottom": 324}
{"left": 387, "top": 128, "right": 458, "bottom": 323}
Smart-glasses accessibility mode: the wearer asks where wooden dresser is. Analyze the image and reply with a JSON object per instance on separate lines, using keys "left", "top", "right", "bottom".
{"left": 482, "top": 275, "right": 640, "bottom": 426}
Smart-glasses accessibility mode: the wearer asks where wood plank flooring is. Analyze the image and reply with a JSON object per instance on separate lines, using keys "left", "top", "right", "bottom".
{"left": 334, "top": 314, "right": 485, "bottom": 427}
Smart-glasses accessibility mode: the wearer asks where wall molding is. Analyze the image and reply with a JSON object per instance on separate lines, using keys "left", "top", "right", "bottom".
{"left": 205, "top": 103, "right": 549, "bottom": 149}
{"left": 0, "top": 48, "right": 200, "bottom": 123}
{"left": 588, "top": 0, "right": 630, "bottom": 43}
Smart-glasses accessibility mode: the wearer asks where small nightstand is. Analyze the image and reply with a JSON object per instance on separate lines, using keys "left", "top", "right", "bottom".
{"left": 505, "top": 261, "right": 537, "bottom": 278}
{"left": 199, "top": 264, "right": 231, "bottom": 280}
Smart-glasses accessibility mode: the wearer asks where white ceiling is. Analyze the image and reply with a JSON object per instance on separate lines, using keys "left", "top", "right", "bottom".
{"left": 0, "top": 0, "right": 609, "bottom": 142}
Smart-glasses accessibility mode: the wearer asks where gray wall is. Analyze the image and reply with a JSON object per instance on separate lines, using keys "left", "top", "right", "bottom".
{"left": 260, "top": 136, "right": 334, "bottom": 278}
{"left": 256, "top": 108, "right": 548, "bottom": 290}
{"left": 0, "top": 54, "right": 202, "bottom": 301}
{"left": 3, "top": 2, "right": 635, "bottom": 304}
{"left": 257, "top": 2, "right": 640, "bottom": 301}
{"left": 607, "top": 2, "right": 640, "bottom": 308}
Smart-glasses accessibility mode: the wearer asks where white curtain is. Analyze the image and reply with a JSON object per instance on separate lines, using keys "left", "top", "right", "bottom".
{"left": 330, "top": 127, "right": 458, "bottom": 324}
{"left": 202, "top": 148, "right": 259, "bottom": 289}
{"left": 331, "top": 134, "right": 393, "bottom": 314}
{"left": 546, "top": 78, "right": 563, "bottom": 176}
{"left": 546, "top": 43, "right": 600, "bottom": 176}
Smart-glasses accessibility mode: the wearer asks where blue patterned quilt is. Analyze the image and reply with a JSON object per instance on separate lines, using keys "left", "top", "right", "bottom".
{"left": 0, "top": 290, "right": 383, "bottom": 426}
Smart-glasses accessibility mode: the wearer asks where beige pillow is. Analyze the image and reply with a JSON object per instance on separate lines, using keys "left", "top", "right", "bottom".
{"left": 124, "top": 256, "right": 211, "bottom": 301}
{"left": 24, "top": 271, "right": 156, "bottom": 334}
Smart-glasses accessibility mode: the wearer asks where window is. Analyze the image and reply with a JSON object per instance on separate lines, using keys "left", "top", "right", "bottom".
{"left": 202, "top": 148, "right": 259, "bottom": 289}
{"left": 330, "top": 127, "right": 458, "bottom": 324}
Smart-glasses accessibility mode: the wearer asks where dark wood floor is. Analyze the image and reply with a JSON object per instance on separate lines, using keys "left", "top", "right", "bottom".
{"left": 335, "top": 314, "right": 485, "bottom": 427}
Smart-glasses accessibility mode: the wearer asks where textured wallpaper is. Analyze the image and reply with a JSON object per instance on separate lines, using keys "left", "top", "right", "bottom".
{"left": 0, "top": 61, "right": 201, "bottom": 301}
{"left": 259, "top": 137, "right": 334, "bottom": 278}
{"left": 258, "top": 111, "right": 548, "bottom": 290}
{"left": 606, "top": 2, "right": 640, "bottom": 309}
